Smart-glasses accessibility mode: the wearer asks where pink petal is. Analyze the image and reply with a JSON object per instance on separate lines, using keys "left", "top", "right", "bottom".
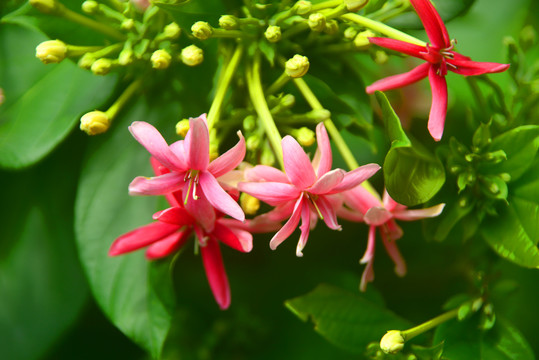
{"left": 150, "top": 157, "right": 181, "bottom": 206}
{"left": 328, "top": 164, "right": 381, "bottom": 194}
{"left": 393, "top": 203, "right": 445, "bottom": 221}
{"left": 336, "top": 206, "right": 364, "bottom": 222}
{"left": 152, "top": 206, "right": 194, "bottom": 226}
{"left": 109, "top": 222, "right": 180, "bottom": 256}
{"left": 380, "top": 232, "right": 407, "bottom": 277}
{"left": 145, "top": 230, "right": 191, "bottom": 259}
{"left": 183, "top": 188, "right": 216, "bottom": 233}
{"left": 296, "top": 202, "right": 312, "bottom": 257}
{"left": 309, "top": 169, "right": 345, "bottom": 195}
{"left": 199, "top": 171, "right": 245, "bottom": 221}
{"left": 128, "top": 173, "right": 185, "bottom": 196}
{"left": 129, "top": 121, "right": 185, "bottom": 172}
{"left": 382, "top": 190, "right": 406, "bottom": 213}
{"left": 238, "top": 182, "right": 301, "bottom": 206}
{"left": 342, "top": 185, "right": 383, "bottom": 215}
{"left": 359, "top": 259, "right": 375, "bottom": 292}
{"left": 364, "top": 207, "right": 393, "bottom": 226}
{"left": 208, "top": 131, "right": 246, "bottom": 178}
{"left": 185, "top": 116, "right": 209, "bottom": 171}
{"left": 386, "top": 219, "right": 404, "bottom": 241}
{"left": 449, "top": 59, "right": 510, "bottom": 76}
{"left": 366, "top": 63, "right": 430, "bottom": 94}
{"left": 244, "top": 165, "right": 289, "bottom": 183}
{"left": 314, "top": 123, "right": 332, "bottom": 177}
{"left": 269, "top": 197, "right": 304, "bottom": 250}
{"left": 217, "top": 170, "right": 245, "bottom": 189}
{"left": 427, "top": 66, "right": 448, "bottom": 141}
{"left": 212, "top": 222, "right": 253, "bottom": 252}
{"left": 360, "top": 226, "right": 377, "bottom": 264}
{"left": 316, "top": 195, "right": 341, "bottom": 230}
{"left": 368, "top": 37, "right": 427, "bottom": 59}
{"left": 282, "top": 136, "right": 317, "bottom": 189}
{"left": 410, "top": 0, "right": 450, "bottom": 48}
{"left": 200, "top": 238, "right": 231, "bottom": 310}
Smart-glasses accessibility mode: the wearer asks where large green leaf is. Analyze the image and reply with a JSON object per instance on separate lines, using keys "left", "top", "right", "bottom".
{"left": 388, "top": 0, "right": 476, "bottom": 30}
{"left": 75, "top": 99, "right": 180, "bottom": 358}
{"left": 376, "top": 91, "right": 445, "bottom": 206}
{"left": 285, "top": 284, "right": 411, "bottom": 355}
{"left": 0, "top": 23, "right": 115, "bottom": 169}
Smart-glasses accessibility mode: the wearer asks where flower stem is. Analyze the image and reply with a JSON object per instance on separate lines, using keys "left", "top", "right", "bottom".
{"left": 246, "top": 52, "right": 284, "bottom": 169}
{"left": 265, "top": 72, "right": 290, "bottom": 96}
{"left": 311, "top": 0, "right": 343, "bottom": 11}
{"left": 340, "top": 13, "right": 425, "bottom": 46}
{"left": 105, "top": 77, "right": 143, "bottom": 119}
{"left": 401, "top": 307, "right": 459, "bottom": 341}
{"left": 66, "top": 45, "right": 105, "bottom": 57}
{"left": 207, "top": 44, "right": 244, "bottom": 131}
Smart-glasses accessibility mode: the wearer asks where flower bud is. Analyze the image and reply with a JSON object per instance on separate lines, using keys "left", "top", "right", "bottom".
{"left": 292, "top": 1, "right": 312, "bottom": 15}
{"left": 260, "top": 145, "right": 276, "bottom": 166}
{"left": 310, "top": 109, "right": 331, "bottom": 121}
{"left": 294, "top": 127, "right": 315, "bottom": 146}
{"left": 121, "top": 19, "right": 135, "bottom": 31}
{"left": 246, "top": 134, "right": 262, "bottom": 151}
{"left": 285, "top": 54, "right": 310, "bottom": 78}
{"left": 209, "top": 143, "right": 219, "bottom": 161}
{"left": 36, "top": 40, "right": 67, "bottom": 64}
{"left": 191, "top": 21, "right": 213, "bottom": 40}
{"left": 265, "top": 25, "right": 282, "bottom": 43}
{"left": 519, "top": 25, "right": 536, "bottom": 51}
{"left": 91, "top": 58, "right": 113, "bottom": 75}
{"left": 354, "top": 30, "right": 375, "bottom": 48}
{"left": 344, "top": 0, "right": 368, "bottom": 12}
{"left": 281, "top": 94, "right": 295, "bottom": 108}
{"left": 324, "top": 20, "right": 339, "bottom": 35}
{"left": 219, "top": 15, "right": 239, "bottom": 30}
{"left": 308, "top": 13, "right": 326, "bottom": 32}
{"left": 240, "top": 193, "right": 260, "bottom": 215}
{"left": 118, "top": 48, "right": 134, "bottom": 66}
{"left": 163, "top": 22, "right": 181, "bottom": 39}
{"left": 380, "top": 330, "right": 405, "bottom": 354}
{"left": 78, "top": 53, "right": 95, "bottom": 69}
{"left": 242, "top": 115, "right": 256, "bottom": 132}
{"left": 343, "top": 27, "right": 358, "bottom": 40}
{"left": 80, "top": 111, "right": 111, "bottom": 135}
{"left": 175, "top": 119, "right": 190, "bottom": 137}
{"left": 180, "top": 45, "right": 204, "bottom": 66}
{"left": 29, "top": 0, "right": 58, "bottom": 13}
{"left": 151, "top": 49, "right": 171, "bottom": 69}
{"left": 374, "top": 50, "right": 388, "bottom": 64}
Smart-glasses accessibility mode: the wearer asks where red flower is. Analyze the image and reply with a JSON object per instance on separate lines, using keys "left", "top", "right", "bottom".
{"left": 366, "top": 0, "right": 509, "bottom": 141}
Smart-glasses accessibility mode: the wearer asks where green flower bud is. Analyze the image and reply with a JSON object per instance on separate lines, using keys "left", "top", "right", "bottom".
{"left": 36, "top": 40, "right": 67, "bottom": 64}
{"left": 294, "top": 127, "right": 316, "bottom": 146}
{"left": 260, "top": 145, "right": 276, "bottom": 166}
{"left": 344, "top": 27, "right": 358, "bottom": 40}
{"left": 121, "top": 19, "right": 135, "bottom": 31}
{"left": 265, "top": 25, "right": 282, "bottom": 43}
{"left": 191, "top": 21, "right": 213, "bottom": 40}
{"left": 175, "top": 119, "right": 190, "bottom": 137}
{"left": 374, "top": 50, "right": 388, "bottom": 64}
{"left": 180, "top": 45, "right": 204, "bottom": 66}
{"left": 281, "top": 94, "right": 295, "bottom": 108}
{"left": 308, "top": 13, "right": 326, "bottom": 32}
{"left": 118, "top": 48, "right": 134, "bottom": 66}
{"left": 219, "top": 15, "right": 239, "bottom": 30}
{"left": 80, "top": 111, "right": 110, "bottom": 135}
{"left": 310, "top": 109, "right": 331, "bottom": 121}
{"left": 285, "top": 54, "right": 310, "bottom": 78}
{"left": 324, "top": 20, "right": 339, "bottom": 35}
{"left": 163, "top": 22, "right": 181, "bottom": 39}
{"left": 81, "top": 0, "right": 99, "bottom": 14}
{"left": 151, "top": 49, "right": 172, "bottom": 69}
{"left": 246, "top": 134, "right": 262, "bottom": 151}
{"left": 78, "top": 53, "right": 95, "bottom": 69}
{"left": 243, "top": 115, "right": 256, "bottom": 132}
{"left": 354, "top": 30, "right": 375, "bottom": 48}
{"left": 91, "top": 58, "right": 113, "bottom": 75}
{"left": 380, "top": 330, "right": 405, "bottom": 355}
{"left": 240, "top": 193, "right": 260, "bottom": 215}
{"left": 344, "top": 0, "right": 369, "bottom": 12}
{"left": 519, "top": 25, "right": 536, "bottom": 51}
{"left": 292, "top": 1, "right": 312, "bottom": 15}
{"left": 209, "top": 143, "right": 219, "bottom": 162}
{"left": 29, "top": 0, "right": 58, "bottom": 13}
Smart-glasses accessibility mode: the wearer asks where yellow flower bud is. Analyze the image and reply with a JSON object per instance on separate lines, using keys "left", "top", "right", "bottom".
{"left": 380, "top": 330, "right": 405, "bottom": 354}
{"left": 36, "top": 40, "right": 67, "bottom": 64}
{"left": 324, "top": 20, "right": 339, "bottom": 35}
{"left": 121, "top": 19, "right": 135, "bottom": 31}
{"left": 219, "top": 15, "right": 239, "bottom": 30}
{"left": 91, "top": 58, "right": 113, "bottom": 75}
{"left": 308, "top": 13, "right": 326, "bottom": 32}
{"left": 180, "top": 45, "right": 204, "bottom": 66}
{"left": 81, "top": 1, "right": 99, "bottom": 14}
{"left": 209, "top": 143, "right": 219, "bottom": 162}
{"left": 344, "top": 0, "right": 368, "bottom": 12}
{"left": 354, "top": 30, "right": 375, "bottom": 48}
{"left": 29, "top": 0, "right": 58, "bottom": 13}
{"left": 295, "top": 127, "right": 316, "bottom": 147}
{"left": 344, "top": 27, "right": 358, "bottom": 40}
{"left": 265, "top": 25, "right": 282, "bottom": 43}
{"left": 80, "top": 111, "right": 111, "bottom": 135}
{"left": 191, "top": 21, "right": 213, "bottom": 40}
{"left": 151, "top": 49, "right": 172, "bottom": 69}
{"left": 240, "top": 193, "right": 260, "bottom": 215}
{"left": 163, "top": 22, "right": 181, "bottom": 39}
{"left": 285, "top": 54, "right": 310, "bottom": 78}
{"left": 118, "top": 49, "right": 134, "bottom": 66}
{"left": 246, "top": 134, "right": 261, "bottom": 151}
{"left": 293, "top": 1, "right": 312, "bottom": 15}
{"left": 374, "top": 50, "right": 388, "bottom": 65}
{"left": 175, "top": 119, "right": 190, "bottom": 137}
{"left": 78, "top": 53, "right": 95, "bottom": 69}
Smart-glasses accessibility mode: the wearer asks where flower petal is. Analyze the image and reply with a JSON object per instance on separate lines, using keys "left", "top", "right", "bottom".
{"left": 200, "top": 238, "right": 231, "bottom": 310}
{"left": 128, "top": 172, "right": 185, "bottom": 196}
{"left": 380, "top": 232, "right": 407, "bottom": 277}
{"left": 185, "top": 116, "right": 209, "bottom": 171}
{"left": 152, "top": 206, "right": 194, "bottom": 226}
{"left": 360, "top": 226, "right": 377, "bottom": 264}
{"left": 208, "top": 131, "right": 246, "bottom": 178}
{"left": 342, "top": 185, "right": 383, "bottom": 215}
{"left": 282, "top": 135, "right": 317, "bottom": 189}
{"left": 129, "top": 121, "right": 185, "bottom": 171}
{"left": 183, "top": 187, "right": 216, "bottom": 232}
{"left": 427, "top": 66, "right": 448, "bottom": 141}
{"left": 316, "top": 195, "right": 341, "bottom": 230}
{"left": 364, "top": 207, "right": 393, "bottom": 226}
{"left": 309, "top": 169, "right": 345, "bottom": 195}
{"left": 410, "top": 0, "right": 450, "bottom": 48}
{"left": 244, "top": 165, "right": 289, "bottom": 183}
{"left": 150, "top": 157, "right": 181, "bottom": 207}
{"left": 199, "top": 172, "right": 245, "bottom": 221}
{"left": 368, "top": 37, "right": 427, "bottom": 59}
{"left": 238, "top": 182, "right": 300, "bottom": 206}
{"left": 393, "top": 203, "right": 445, "bottom": 221}
{"left": 328, "top": 164, "right": 381, "bottom": 194}
{"left": 366, "top": 63, "right": 430, "bottom": 94}
{"left": 109, "top": 222, "right": 180, "bottom": 256}
{"left": 296, "top": 202, "right": 312, "bottom": 257}
{"left": 145, "top": 230, "right": 191, "bottom": 260}
{"left": 269, "top": 197, "right": 304, "bottom": 250}
{"left": 212, "top": 222, "right": 252, "bottom": 252}
{"left": 449, "top": 59, "right": 510, "bottom": 76}
{"left": 314, "top": 123, "right": 332, "bottom": 177}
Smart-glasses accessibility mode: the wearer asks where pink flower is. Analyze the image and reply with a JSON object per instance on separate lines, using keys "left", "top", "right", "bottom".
{"left": 338, "top": 186, "right": 445, "bottom": 291}
{"left": 239, "top": 123, "right": 381, "bottom": 256}
{"left": 128, "top": 114, "right": 246, "bottom": 222}
{"left": 110, "top": 157, "right": 252, "bottom": 310}
{"left": 366, "top": 0, "right": 509, "bottom": 141}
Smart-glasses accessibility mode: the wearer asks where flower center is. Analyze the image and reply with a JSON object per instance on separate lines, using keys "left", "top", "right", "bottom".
{"left": 184, "top": 169, "right": 200, "bottom": 204}
{"left": 422, "top": 39, "right": 458, "bottom": 76}
{"left": 305, "top": 192, "right": 324, "bottom": 220}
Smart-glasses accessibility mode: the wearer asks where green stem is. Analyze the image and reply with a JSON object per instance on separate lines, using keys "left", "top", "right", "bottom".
{"left": 105, "top": 77, "right": 143, "bottom": 119}
{"left": 66, "top": 45, "right": 104, "bottom": 57}
{"left": 311, "top": 0, "right": 343, "bottom": 11}
{"left": 207, "top": 44, "right": 244, "bottom": 131}
{"left": 401, "top": 308, "right": 459, "bottom": 341}
{"left": 87, "top": 43, "right": 124, "bottom": 59}
{"left": 266, "top": 72, "right": 290, "bottom": 96}
{"left": 340, "top": 13, "right": 425, "bottom": 46}
{"left": 246, "top": 52, "right": 284, "bottom": 168}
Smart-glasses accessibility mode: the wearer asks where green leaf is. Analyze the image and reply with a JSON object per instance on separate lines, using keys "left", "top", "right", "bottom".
{"left": 285, "top": 284, "right": 411, "bottom": 354}
{"left": 388, "top": 0, "right": 476, "bottom": 30}
{"left": 75, "top": 99, "right": 180, "bottom": 358}
{"left": 376, "top": 91, "right": 445, "bottom": 206}
{"left": 433, "top": 316, "right": 534, "bottom": 360}
{"left": 0, "top": 23, "right": 116, "bottom": 169}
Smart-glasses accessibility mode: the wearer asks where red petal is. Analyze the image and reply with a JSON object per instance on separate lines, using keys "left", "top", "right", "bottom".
{"left": 282, "top": 136, "right": 317, "bottom": 189}
{"left": 145, "top": 230, "right": 191, "bottom": 259}
{"left": 366, "top": 63, "right": 430, "bottom": 94}
{"left": 427, "top": 66, "right": 448, "bottom": 141}
{"left": 152, "top": 206, "right": 194, "bottom": 226}
{"left": 314, "top": 123, "right": 332, "bottom": 177}
{"left": 208, "top": 131, "right": 246, "bottom": 178}
{"left": 449, "top": 59, "right": 510, "bottom": 76}
{"left": 186, "top": 116, "right": 209, "bottom": 171}
{"left": 201, "top": 239, "right": 231, "bottom": 310}
{"left": 410, "top": 0, "right": 450, "bottom": 48}
{"left": 109, "top": 222, "right": 180, "bottom": 256}
{"left": 368, "top": 37, "right": 426, "bottom": 59}
{"left": 212, "top": 222, "right": 252, "bottom": 252}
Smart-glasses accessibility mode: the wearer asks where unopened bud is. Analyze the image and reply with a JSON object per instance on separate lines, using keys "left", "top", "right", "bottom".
{"left": 121, "top": 19, "right": 135, "bottom": 31}
{"left": 118, "top": 49, "right": 134, "bottom": 66}
{"left": 292, "top": 1, "right": 312, "bottom": 15}
{"left": 219, "top": 15, "right": 239, "bottom": 30}
{"left": 294, "top": 127, "right": 315, "bottom": 146}
{"left": 246, "top": 134, "right": 262, "bottom": 151}
{"left": 380, "top": 330, "right": 405, "bottom": 354}
{"left": 519, "top": 25, "right": 536, "bottom": 51}
{"left": 78, "top": 53, "right": 95, "bottom": 69}
{"left": 285, "top": 54, "right": 309, "bottom": 78}
{"left": 265, "top": 25, "right": 282, "bottom": 43}
{"left": 344, "top": 27, "right": 358, "bottom": 40}
{"left": 192, "top": 21, "right": 213, "bottom": 40}
{"left": 374, "top": 50, "right": 388, "bottom": 64}
{"left": 80, "top": 111, "right": 110, "bottom": 135}
{"left": 243, "top": 115, "right": 256, "bottom": 132}
{"left": 354, "top": 30, "right": 375, "bottom": 48}
{"left": 29, "top": 0, "right": 58, "bottom": 13}
{"left": 260, "top": 145, "right": 276, "bottom": 166}
{"left": 175, "top": 119, "right": 190, "bottom": 137}
{"left": 36, "top": 40, "right": 67, "bottom": 64}
{"left": 151, "top": 49, "right": 171, "bottom": 69}
{"left": 281, "top": 94, "right": 295, "bottom": 108}
{"left": 240, "top": 193, "right": 260, "bottom": 215}
{"left": 344, "top": 0, "right": 368, "bottom": 12}
{"left": 91, "top": 58, "right": 113, "bottom": 75}
{"left": 163, "top": 22, "right": 181, "bottom": 39}
{"left": 180, "top": 45, "right": 204, "bottom": 66}
{"left": 209, "top": 143, "right": 219, "bottom": 161}
{"left": 324, "top": 20, "right": 339, "bottom": 35}
{"left": 310, "top": 109, "right": 330, "bottom": 121}
{"left": 308, "top": 13, "right": 326, "bottom": 32}
{"left": 81, "top": 0, "right": 99, "bottom": 14}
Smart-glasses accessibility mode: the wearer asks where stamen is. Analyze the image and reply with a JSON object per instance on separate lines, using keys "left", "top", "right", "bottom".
{"left": 192, "top": 180, "right": 198, "bottom": 200}
{"left": 184, "top": 177, "right": 193, "bottom": 205}
{"left": 307, "top": 193, "right": 324, "bottom": 220}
